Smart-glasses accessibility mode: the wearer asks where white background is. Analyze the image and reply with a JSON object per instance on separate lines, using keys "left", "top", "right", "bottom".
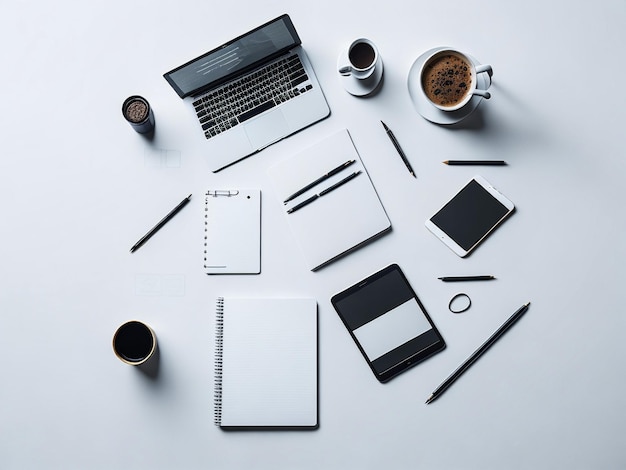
{"left": 1, "top": 1, "right": 625, "bottom": 469}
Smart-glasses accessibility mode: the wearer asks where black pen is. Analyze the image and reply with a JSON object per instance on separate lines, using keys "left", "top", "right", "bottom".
{"left": 426, "top": 302, "right": 531, "bottom": 404}
{"left": 130, "top": 194, "right": 192, "bottom": 253}
{"left": 438, "top": 275, "right": 495, "bottom": 282}
{"left": 381, "top": 121, "right": 415, "bottom": 178}
{"left": 443, "top": 160, "right": 507, "bottom": 166}
{"left": 283, "top": 159, "right": 356, "bottom": 204}
{"left": 287, "top": 171, "right": 361, "bottom": 214}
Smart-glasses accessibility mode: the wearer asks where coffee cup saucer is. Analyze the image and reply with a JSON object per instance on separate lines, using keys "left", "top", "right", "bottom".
{"left": 337, "top": 50, "right": 384, "bottom": 97}
{"left": 408, "top": 47, "right": 488, "bottom": 125}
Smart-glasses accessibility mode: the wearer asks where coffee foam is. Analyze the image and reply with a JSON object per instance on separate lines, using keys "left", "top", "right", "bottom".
{"left": 422, "top": 54, "right": 472, "bottom": 107}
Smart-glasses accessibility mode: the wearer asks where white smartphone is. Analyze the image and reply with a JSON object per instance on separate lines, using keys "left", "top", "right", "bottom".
{"left": 425, "top": 175, "right": 515, "bottom": 257}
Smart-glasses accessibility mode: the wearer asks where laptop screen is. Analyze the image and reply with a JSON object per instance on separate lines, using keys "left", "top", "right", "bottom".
{"left": 164, "top": 15, "right": 301, "bottom": 98}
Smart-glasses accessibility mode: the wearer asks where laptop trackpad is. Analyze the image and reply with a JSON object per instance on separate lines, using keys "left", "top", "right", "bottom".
{"left": 244, "top": 111, "right": 290, "bottom": 151}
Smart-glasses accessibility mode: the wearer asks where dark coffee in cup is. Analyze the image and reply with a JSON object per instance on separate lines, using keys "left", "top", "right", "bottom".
{"left": 349, "top": 42, "right": 376, "bottom": 69}
{"left": 113, "top": 321, "right": 156, "bottom": 365}
{"left": 122, "top": 96, "right": 155, "bottom": 134}
{"left": 421, "top": 53, "right": 473, "bottom": 108}
{"left": 125, "top": 100, "right": 148, "bottom": 123}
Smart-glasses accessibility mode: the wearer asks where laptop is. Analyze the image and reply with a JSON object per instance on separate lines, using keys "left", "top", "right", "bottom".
{"left": 164, "top": 14, "right": 330, "bottom": 172}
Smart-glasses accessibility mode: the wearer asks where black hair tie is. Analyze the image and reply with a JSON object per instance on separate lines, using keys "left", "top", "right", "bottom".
{"left": 449, "top": 293, "right": 471, "bottom": 313}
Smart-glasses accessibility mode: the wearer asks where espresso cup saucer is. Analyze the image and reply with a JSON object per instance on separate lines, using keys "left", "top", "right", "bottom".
{"left": 408, "top": 47, "right": 488, "bottom": 125}
{"left": 337, "top": 50, "right": 384, "bottom": 97}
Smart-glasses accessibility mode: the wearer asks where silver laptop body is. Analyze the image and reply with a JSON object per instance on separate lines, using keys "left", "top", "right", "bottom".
{"left": 164, "top": 14, "right": 330, "bottom": 172}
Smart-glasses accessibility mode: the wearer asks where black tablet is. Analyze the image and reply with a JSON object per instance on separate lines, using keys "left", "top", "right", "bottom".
{"left": 331, "top": 264, "right": 445, "bottom": 382}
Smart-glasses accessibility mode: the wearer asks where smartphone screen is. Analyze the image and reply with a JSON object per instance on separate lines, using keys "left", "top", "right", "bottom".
{"left": 331, "top": 264, "right": 445, "bottom": 382}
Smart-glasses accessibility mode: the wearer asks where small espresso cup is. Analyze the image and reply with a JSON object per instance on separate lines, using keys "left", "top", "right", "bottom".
{"left": 112, "top": 320, "right": 157, "bottom": 366}
{"left": 338, "top": 38, "right": 379, "bottom": 80}
{"left": 122, "top": 95, "right": 155, "bottom": 134}
{"left": 420, "top": 49, "right": 493, "bottom": 112}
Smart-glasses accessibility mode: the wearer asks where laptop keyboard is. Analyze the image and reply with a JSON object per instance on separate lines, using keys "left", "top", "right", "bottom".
{"left": 193, "top": 54, "right": 313, "bottom": 140}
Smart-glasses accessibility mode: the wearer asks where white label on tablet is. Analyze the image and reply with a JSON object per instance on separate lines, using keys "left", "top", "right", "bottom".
{"left": 352, "top": 298, "right": 431, "bottom": 361}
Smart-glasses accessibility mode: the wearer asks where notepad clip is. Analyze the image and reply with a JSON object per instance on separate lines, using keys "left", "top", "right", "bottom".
{"left": 208, "top": 190, "right": 239, "bottom": 197}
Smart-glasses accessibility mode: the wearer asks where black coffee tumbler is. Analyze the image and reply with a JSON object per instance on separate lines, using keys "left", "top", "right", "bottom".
{"left": 122, "top": 95, "right": 155, "bottom": 134}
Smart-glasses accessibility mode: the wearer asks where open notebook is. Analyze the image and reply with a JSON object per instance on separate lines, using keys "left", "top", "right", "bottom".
{"left": 214, "top": 297, "right": 318, "bottom": 429}
{"left": 267, "top": 129, "right": 391, "bottom": 270}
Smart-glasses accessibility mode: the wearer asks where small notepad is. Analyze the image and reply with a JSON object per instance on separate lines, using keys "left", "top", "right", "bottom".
{"left": 214, "top": 297, "right": 318, "bottom": 428}
{"left": 203, "top": 189, "right": 261, "bottom": 274}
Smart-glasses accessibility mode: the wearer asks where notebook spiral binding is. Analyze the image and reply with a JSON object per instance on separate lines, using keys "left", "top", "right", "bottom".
{"left": 214, "top": 296, "right": 224, "bottom": 426}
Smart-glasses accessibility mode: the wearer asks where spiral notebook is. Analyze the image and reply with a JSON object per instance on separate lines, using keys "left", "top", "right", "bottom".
{"left": 203, "top": 189, "right": 261, "bottom": 274}
{"left": 214, "top": 297, "right": 318, "bottom": 429}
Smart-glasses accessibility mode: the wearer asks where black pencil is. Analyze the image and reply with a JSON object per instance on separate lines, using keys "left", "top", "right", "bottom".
{"left": 438, "top": 275, "right": 495, "bottom": 282}
{"left": 443, "top": 160, "right": 507, "bottom": 165}
{"left": 425, "top": 302, "right": 531, "bottom": 404}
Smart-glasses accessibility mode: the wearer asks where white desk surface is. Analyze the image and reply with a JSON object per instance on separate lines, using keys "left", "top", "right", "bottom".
{"left": 2, "top": 1, "right": 625, "bottom": 469}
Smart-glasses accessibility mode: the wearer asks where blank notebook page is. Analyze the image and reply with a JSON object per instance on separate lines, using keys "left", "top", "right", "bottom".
{"left": 267, "top": 129, "right": 391, "bottom": 270}
{"left": 216, "top": 297, "right": 318, "bottom": 428}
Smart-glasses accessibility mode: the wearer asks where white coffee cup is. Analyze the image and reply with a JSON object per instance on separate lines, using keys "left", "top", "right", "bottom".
{"left": 338, "top": 38, "right": 379, "bottom": 80}
{"left": 420, "top": 49, "right": 493, "bottom": 112}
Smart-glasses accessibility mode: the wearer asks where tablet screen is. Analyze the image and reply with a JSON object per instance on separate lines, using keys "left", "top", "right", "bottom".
{"left": 332, "top": 265, "right": 445, "bottom": 382}
{"left": 430, "top": 178, "right": 510, "bottom": 251}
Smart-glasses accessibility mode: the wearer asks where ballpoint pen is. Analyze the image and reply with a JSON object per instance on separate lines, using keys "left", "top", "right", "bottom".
{"left": 381, "top": 121, "right": 415, "bottom": 178}
{"left": 283, "top": 159, "right": 356, "bottom": 204}
{"left": 426, "top": 302, "right": 531, "bottom": 404}
{"left": 287, "top": 171, "right": 361, "bottom": 214}
{"left": 130, "top": 194, "right": 192, "bottom": 253}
